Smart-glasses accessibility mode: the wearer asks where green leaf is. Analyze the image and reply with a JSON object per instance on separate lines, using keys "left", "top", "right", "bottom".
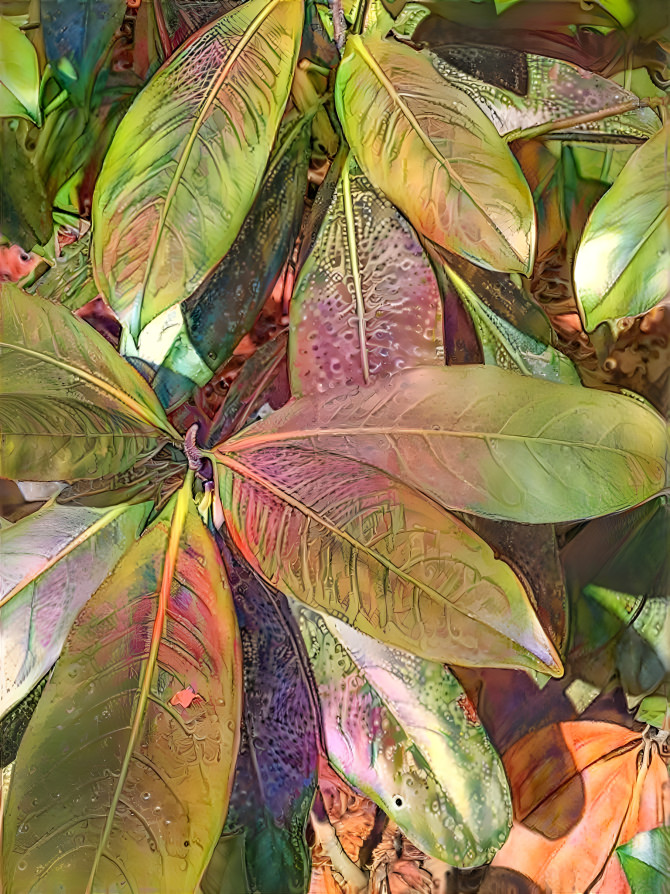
{"left": 3, "top": 484, "right": 242, "bottom": 892}
{"left": 0, "top": 17, "right": 40, "bottom": 123}
{"left": 335, "top": 33, "right": 536, "bottom": 274}
{"left": 92, "top": 0, "right": 304, "bottom": 338}
{"left": 223, "top": 365, "right": 669, "bottom": 523}
{"left": 216, "top": 445, "right": 562, "bottom": 675}
{"left": 617, "top": 827, "right": 670, "bottom": 894}
{"left": 295, "top": 605, "right": 512, "bottom": 866}
{"left": 29, "top": 232, "right": 98, "bottom": 310}
{"left": 441, "top": 263, "right": 580, "bottom": 384}
{"left": 201, "top": 832, "right": 252, "bottom": 894}
{"left": 0, "top": 119, "right": 53, "bottom": 247}
{"left": 429, "top": 50, "right": 659, "bottom": 142}
{"left": 290, "top": 153, "right": 444, "bottom": 395}
{"left": 0, "top": 284, "right": 178, "bottom": 481}
{"left": 635, "top": 684, "right": 670, "bottom": 729}
{"left": 0, "top": 500, "right": 151, "bottom": 719}
{"left": 575, "top": 122, "right": 670, "bottom": 330}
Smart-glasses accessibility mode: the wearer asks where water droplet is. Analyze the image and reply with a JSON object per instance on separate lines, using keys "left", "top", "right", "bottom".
{"left": 142, "top": 792, "right": 150, "bottom": 801}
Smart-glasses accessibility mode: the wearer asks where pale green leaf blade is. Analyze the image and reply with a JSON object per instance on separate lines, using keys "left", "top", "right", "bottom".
{"left": 0, "top": 17, "right": 40, "bottom": 123}
{"left": 92, "top": 0, "right": 304, "bottom": 337}
{"left": 295, "top": 605, "right": 512, "bottom": 866}
{"left": 3, "top": 488, "right": 242, "bottom": 892}
{"left": 290, "top": 153, "right": 444, "bottom": 395}
{"left": 0, "top": 501, "right": 151, "bottom": 718}
{"left": 0, "top": 284, "right": 177, "bottom": 481}
{"left": 224, "top": 365, "right": 668, "bottom": 523}
{"left": 335, "top": 33, "right": 536, "bottom": 274}
{"left": 617, "top": 827, "right": 670, "bottom": 894}
{"left": 575, "top": 122, "right": 670, "bottom": 330}
{"left": 216, "top": 445, "right": 562, "bottom": 675}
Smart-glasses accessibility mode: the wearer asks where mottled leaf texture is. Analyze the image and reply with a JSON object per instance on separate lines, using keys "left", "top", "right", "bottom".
{"left": 429, "top": 50, "right": 660, "bottom": 141}
{"left": 493, "top": 723, "right": 668, "bottom": 893}
{"left": 223, "top": 366, "right": 668, "bottom": 523}
{"left": 92, "top": 0, "right": 303, "bottom": 337}
{"left": 0, "top": 501, "right": 151, "bottom": 718}
{"left": 0, "top": 285, "right": 176, "bottom": 481}
{"left": 618, "top": 826, "right": 670, "bottom": 893}
{"left": 153, "top": 114, "right": 310, "bottom": 408}
{"left": 2, "top": 487, "right": 242, "bottom": 893}
{"left": 205, "top": 547, "right": 317, "bottom": 894}
{"left": 1, "top": 672, "right": 49, "bottom": 769}
{"left": 295, "top": 605, "right": 512, "bottom": 866}
{"left": 440, "top": 263, "right": 580, "bottom": 384}
{"left": 335, "top": 33, "right": 535, "bottom": 274}
{"left": 575, "top": 122, "right": 670, "bottom": 330}
{"left": 216, "top": 445, "right": 561, "bottom": 675}
{"left": 289, "top": 154, "right": 444, "bottom": 396}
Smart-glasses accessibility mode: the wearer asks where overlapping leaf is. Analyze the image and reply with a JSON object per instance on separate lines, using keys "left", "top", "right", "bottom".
{"left": 618, "top": 826, "right": 670, "bottom": 893}
{"left": 335, "top": 33, "right": 536, "bottom": 274}
{"left": 575, "top": 123, "right": 670, "bottom": 330}
{"left": 492, "top": 723, "right": 669, "bottom": 893}
{"left": 92, "top": 0, "right": 303, "bottom": 337}
{"left": 0, "top": 17, "right": 40, "bottom": 123}
{"left": 3, "top": 487, "right": 242, "bottom": 892}
{"left": 290, "top": 154, "right": 444, "bottom": 396}
{"left": 0, "top": 500, "right": 151, "bottom": 718}
{"left": 216, "top": 444, "right": 561, "bottom": 674}
{"left": 223, "top": 365, "right": 668, "bottom": 523}
{"left": 295, "top": 605, "right": 512, "bottom": 866}
{"left": 0, "top": 285, "right": 176, "bottom": 481}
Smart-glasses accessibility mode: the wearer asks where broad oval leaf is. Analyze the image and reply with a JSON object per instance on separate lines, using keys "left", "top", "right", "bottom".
{"left": 92, "top": 0, "right": 304, "bottom": 337}
{"left": 216, "top": 445, "right": 562, "bottom": 675}
{"left": 0, "top": 500, "right": 151, "bottom": 718}
{"left": 617, "top": 826, "right": 670, "bottom": 894}
{"left": 429, "top": 49, "right": 660, "bottom": 141}
{"left": 575, "top": 122, "right": 670, "bottom": 330}
{"left": 223, "top": 365, "right": 669, "bottom": 523}
{"left": 335, "top": 33, "right": 536, "bottom": 274}
{"left": 0, "top": 17, "right": 40, "bottom": 122}
{"left": 212, "top": 547, "right": 318, "bottom": 894}
{"left": 2, "top": 486, "right": 242, "bottom": 892}
{"left": 0, "top": 285, "right": 177, "bottom": 481}
{"left": 295, "top": 605, "right": 512, "bottom": 866}
{"left": 492, "top": 722, "right": 669, "bottom": 893}
{"left": 290, "top": 153, "right": 444, "bottom": 396}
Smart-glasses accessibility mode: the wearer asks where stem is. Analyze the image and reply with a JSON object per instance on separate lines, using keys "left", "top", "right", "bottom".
{"left": 311, "top": 808, "right": 369, "bottom": 892}
{"left": 504, "top": 96, "right": 669, "bottom": 143}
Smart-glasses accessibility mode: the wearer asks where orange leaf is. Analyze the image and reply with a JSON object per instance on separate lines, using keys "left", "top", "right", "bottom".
{"left": 492, "top": 721, "right": 668, "bottom": 893}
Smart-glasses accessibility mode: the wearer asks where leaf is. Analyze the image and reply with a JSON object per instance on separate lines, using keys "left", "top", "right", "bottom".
{"left": 155, "top": 0, "right": 247, "bottom": 53}
{"left": 0, "top": 500, "right": 151, "bottom": 718}
{"left": 289, "top": 153, "right": 444, "bottom": 396}
{"left": 216, "top": 444, "right": 562, "bottom": 675}
{"left": 29, "top": 233, "right": 99, "bottom": 310}
{"left": 0, "top": 120, "right": 52, "bottom": 247}
{"left": 618, "top": 827, "right": 670, "bottom": 894}
{"left": 0, "top": 284, "right": 177, "bottom": 481}
{"left": 295, "top": 605, "right": 512, "bottom": 866}
{"left": 2, "top": 484, "right": 242, "bottom": 892}
{"left": 56, "top": 454, "right": 186, "bottom": 509}
{"left": 334, "top": 33, "right": 536, "bottom": 274}
{"left": 0, "top": 672, "right": 49, "bottom": 769}
{"left": 92, "top": 0, "right": 304, "bottom": 338}
{"left": 429, "top": 49, "right": 660, "bottom": 141}
{"left": 223, "top": 365, "right": 668, "bottom": 523}
{"left": 210, "top": 546, "right": 318, "bottom": 894}
{"left": 575, "top": 123, "right": 670, "bottom": 330}
{"left": 492, "top": 722, "right": 669, "bottom": 893}
{"left": 152, "top": 114, "right": 311, "bottom": 409}
{"left": 440, "top": 263, "right": 580, "bottom": 384}
{"left": 0, "top": 17, "right": 40, "bottom": 123}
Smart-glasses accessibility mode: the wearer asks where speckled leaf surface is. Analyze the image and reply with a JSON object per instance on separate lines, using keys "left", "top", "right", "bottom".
{"left": 0, "top": 285, "right": 176, "bottom": 482}
{"left": 224, "top": 366, "right": 668, "bottom": 523}
{"left": 289, "top": 154, "right": 444, "bottom": 396}
{"left": 216, "top": 445, "right": 561, "bottom": 675}
{"left": 92, "top": 0, "right": 303, "bottom": 337}
{"left": 575, "top": 123, "right": 670, "bottom": 330}
{"left": 295, "top": 605, "right": 512, "bottom": 866}
{"left": 617, "top": 826, "right": 670, "bottom": 893}
{"left": 0, "top": 501, "right": 151, "bottom": 719}
{"left": 335, "top": 34, "right": 536, "bottom": 274}
{"left": 429, "top": 50, "right": 660, "bottom": 141}
{"left": 214, "top": 547, "right": 318, "bottom": 894}
{"left": 2, "top": 490, "right": 242, "bottom": 893}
